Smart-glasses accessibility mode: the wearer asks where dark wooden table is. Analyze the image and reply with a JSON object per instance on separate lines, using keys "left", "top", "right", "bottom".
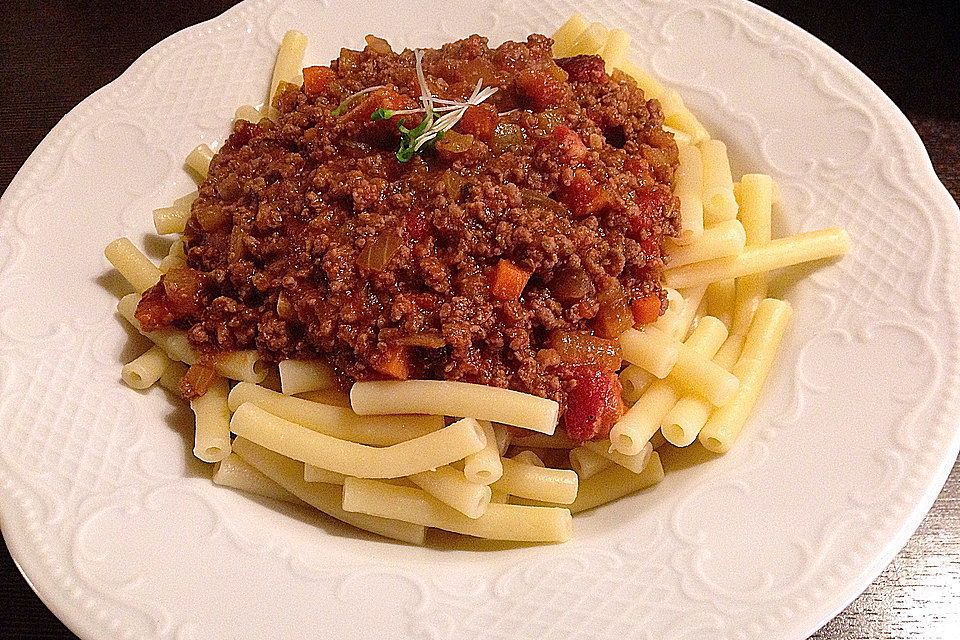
{"left": 1, "top": 1, "right": 958, "bottom": 638}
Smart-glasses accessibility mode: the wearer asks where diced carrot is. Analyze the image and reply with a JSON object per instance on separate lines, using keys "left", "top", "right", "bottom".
{"left": 373, "top": 345, "right": 410, "bottom": 380}
{"left": 457, "top": 104, "right": 498, "bottom": 142}
{"left": 556, "top": 169, "right": 606, "bottom": 218}
{"left": 490, "top": 259, "right": 531, "bottom": 300}
{"left": 302, "top": 65, "right": 336, "bottom": 96}
{"left": 515, "top": 68, "right": 566, "bottom": 111}
{"left": 631, "top": 294, "right": 662, "bottom": 326}
{"left": 340, "top": 87, "right": 411, "bottom": 124}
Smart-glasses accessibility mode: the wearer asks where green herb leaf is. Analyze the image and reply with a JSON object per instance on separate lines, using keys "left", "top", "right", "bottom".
{"left": 396, "top": 116, "right": 430, "bottom": 162}
{"left": 331, "top": 100, "right": 351, "bottom": 117}
{"left": 371, "top": 108, "right": 394, "bottom": 121}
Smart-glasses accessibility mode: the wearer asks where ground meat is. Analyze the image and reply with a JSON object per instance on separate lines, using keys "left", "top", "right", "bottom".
{"left": 136, "top": 34, "right": 680, "bottom": 439}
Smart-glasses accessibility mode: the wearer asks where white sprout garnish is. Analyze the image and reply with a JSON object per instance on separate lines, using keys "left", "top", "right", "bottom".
{"left": 331, "top": 84, "right": 386, "bottom": 116}
{"left": 367, "top": 49, "right": 498, "bottom": 162}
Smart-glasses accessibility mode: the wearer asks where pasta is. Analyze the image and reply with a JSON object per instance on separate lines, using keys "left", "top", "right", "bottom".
{"left": 341, "top": 477, "right": 573, "bottom": 543}
{"left": 153, "top": 192, "right": 196, "bottom": 235}
{"left": 213, "top": 452, "right": 304, "bottom": 506}
{"left": 278, "top": 359, "right": 335, "bottom": 395}
{"left": 705, "top": 278, "right": 737, "bottom": 327}
{"left": 463, "top": 420, "right": 504, "bottom": 484}
{"left": 582, "top": 440, "right": 653, "bottom": 474}
{"left": 230, "top": 404, "right": 487, "bottom": 478}
{"left": 699, "top": 298, "right": 793, "bottom": 453}
{"left": 673, "top": 143, "right": 705, "bottom": 245}
{"left": 731, "top": 174, "right": 774, "bottom": 335}
{"left": 158, "top": 238, "right": 186, "bottom": 273}
{"left": 700, "top": 140, "right": 739, "bottom": 224}
{"left": 564, "top": 452, "right": 664, "bottom": 514}
{"left": 234, "top": 438, "right": 427, "bottom": 544}
{"left": 661, "top": 334, "right": 745, "bottom": 446}
{"left": 191, "top": 376, "right": 232, "bottom": 463}
{"left": 490, "top": 456, "right": 579, "bottom": 504}
{"left": 663, "top": 227, "right": 851, "bottom": 289}
{"left": 118, "top": 294, "right": 267, "bottom": 383}
{"left": 228, "top": 382, "right": 442, "bottom": 445}
{"left": 121, "top": 345, "right": 171, "bottom": 390}
{"left": 609, "top": 316, "right": 729, "bottom": 455}
{"left": 104, "top": 238, "right": 161, "bottom": 293}
{"left": 618, "top": 324, "right": 681, "bottom": 379}
{"left": 665, "top": 219, "right": 747, "bottom": 269}
{"left": 408, "top": 466, "right": 492, "bottom": 519}
{"left": 350, "top": 380, "right": 559, "bottom": 434}
{"left": 568, "top": 447, "right": 612, "bottom": 480}
{"left": 303, "top": 464, "right": 347, "bottom": 485}
{"left": 185, "top": 143, "right": 214, "bottom": 180}
{"left": 102, "top": 15, "right": 850, "bottom": 548}
{"left": 265, "top": 29, "right": 308, "bottom": 119}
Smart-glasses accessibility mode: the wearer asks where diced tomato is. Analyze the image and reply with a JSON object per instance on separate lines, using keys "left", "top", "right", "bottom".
{"left": 556, "top": 55, "right": 606, "bottom": 84}
{"left": 624, "top": 156, "right": 654, "bottom": 183}
{"left": 515, "top": 68, "right": 566, "bottom": 111}
{"left": 372, "top": 345, "right": 410, "bottom": 380}
{"left": 162, "top": 267, "right": 210, "bottom": 317}
{"left": 490, "top": 259, "right": 531, "bottom": 300}
{"left": 302, "top": 65, "right": 336, "bottom": 97}
{"left": 457, "top": 104, "right": 498, "bottom": 142}
{"left": 631, "top": 294, "right": 662, "bottom": 326}
{"left": 562, "top": 364, "right": 625, "bottom": 442}
{"left": 405, "top": 210, "right": 429, "bottom": 241}
{"left": 546, "top": 125, "right": 588, "bottom": 164}
{"left": 179, "top": 363, "right": 217, "bottom": 399}
{"left": 134, "top": 284, "right": 174, "bottom": 331}
{"left": 627, "top": 187, "right": 667, "bottom": 242}
{"left": 555, "top": 169, "right": 606, "bottom": 218}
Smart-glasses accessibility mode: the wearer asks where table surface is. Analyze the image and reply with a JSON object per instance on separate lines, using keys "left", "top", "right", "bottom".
{"left": 1, "top": 1, "right": 958, "bottom": 638}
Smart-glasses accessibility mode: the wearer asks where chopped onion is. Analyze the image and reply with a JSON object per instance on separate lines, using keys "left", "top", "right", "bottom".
{"left": 549, "top": 265, "right": 594, "bottom": 301}
{"left": 276, "top": 292, "right": 295, "bottom": 319}
{"left": 397, "top": 333, "right": 446, "bottom": 348}
{"left": 443, "top": 170, "right": 467, "bottom": 200}
{"left": 521, "top": 188, "right": 570, "bottom": 217}
{"left": 436, "top": 130, "right": 475, "bottom": 154}
{"left": 491, "top": 123, "right": 523, "bottom": 154}
{"left": 364, "top": 35, "right": 392, "bottom": 54}
{"left": 357, "top": 230, "right": 402, "bottom": 271}
{"left": 550, "top": 331, "right": 622, "bottom": 371}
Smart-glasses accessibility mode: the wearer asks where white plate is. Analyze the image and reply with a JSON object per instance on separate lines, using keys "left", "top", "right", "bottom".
{"left": 1, "top": 1, "right": 958, "bottom": 638}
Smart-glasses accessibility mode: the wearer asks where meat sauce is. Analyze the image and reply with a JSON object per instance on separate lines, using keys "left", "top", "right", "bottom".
{"left": 136, "top": 34, "right": 681, "bottom": 442}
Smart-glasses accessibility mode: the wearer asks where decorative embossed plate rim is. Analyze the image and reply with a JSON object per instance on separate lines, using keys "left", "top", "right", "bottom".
{"left": 1, "top": 1, "right": 959, "bottom": 639}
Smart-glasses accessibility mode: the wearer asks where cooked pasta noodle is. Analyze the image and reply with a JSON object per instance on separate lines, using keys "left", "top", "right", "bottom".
{"left": 121, "top": 345, "right": 171, "bottom": 390}
{"left": 342, "top": 477, "right": 573, "bottom": 542}
{"left": 350, "top": 380, "right": 559, "bottom": 434}
{"left": 213, "top": 453, "right": 304, "bottom": 506}
{"left": 230, "top": 404, "right": 486, "bottom": 478}
{"left": 233, "top": 438, "right": 426, "bottom": 544}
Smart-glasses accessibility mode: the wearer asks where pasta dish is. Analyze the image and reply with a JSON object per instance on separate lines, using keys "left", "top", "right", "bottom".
{"left": 103, "top": 15, "right": 849, "bottom": 545}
